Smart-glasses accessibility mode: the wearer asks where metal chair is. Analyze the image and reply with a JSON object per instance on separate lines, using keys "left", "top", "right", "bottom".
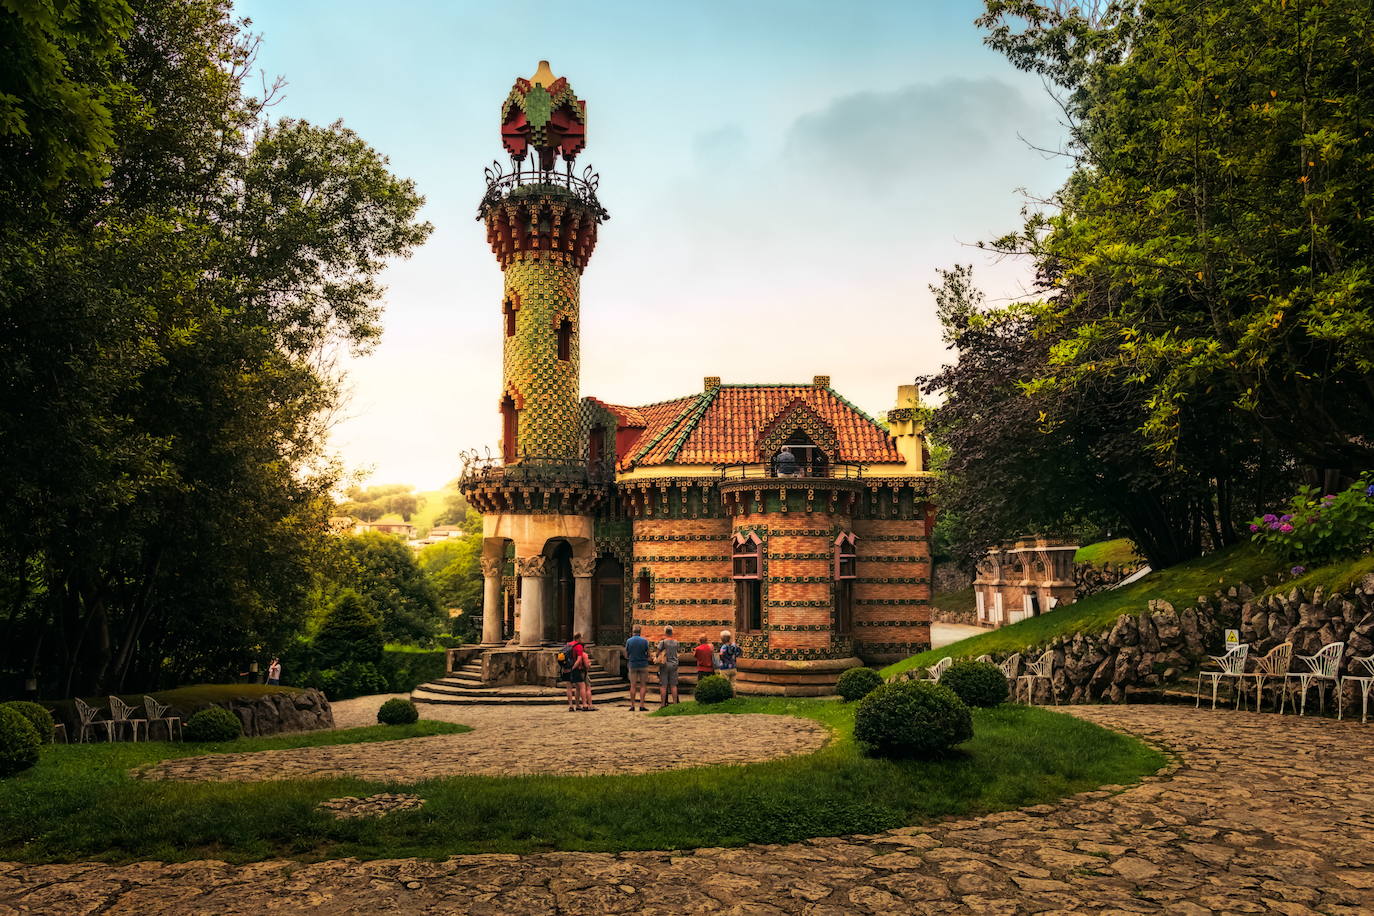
{"left": 1239, "top": 642, "right": 1292, "bottom": 713}
{"left": 143, "top": 695, "right": 182, "bottom": 741}
{"left": 1017, "top": 650, "right": 1057, "bottom": 705}
{"left": 999, "top": 652, "right": 1022, "bottom": 685}
{"left": 1338, "top": 655, "right": 1374, "bottom": 723}
{"left": 107, "top": 695, "right": 146, "bottom": 742}
{"left": 1285, "top": 642, "right": 1344, "bottom": 716}
{"left": 74, "top": 698, "right": 113, "bottom": 743}
{"left": 923, "top": 656, "right": 954, "bottom": 683}
{"left": 975, "top": 654, "right": 993, "bottom": 664}
{"left": 1196, "top": 643, "right": 1248, "bottom": 710}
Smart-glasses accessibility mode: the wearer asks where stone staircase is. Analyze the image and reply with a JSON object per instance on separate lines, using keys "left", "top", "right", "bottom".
{"left": 412, "top": 656, "right": 632, "bottom": 707}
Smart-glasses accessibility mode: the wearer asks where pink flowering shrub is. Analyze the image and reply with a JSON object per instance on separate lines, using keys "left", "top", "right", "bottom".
{"left": 1249, "top": 476, "right": 1374, "bottom": 563}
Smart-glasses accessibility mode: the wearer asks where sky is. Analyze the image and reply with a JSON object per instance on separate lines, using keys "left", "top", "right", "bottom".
{"left": 231, "top": 0, "right": 1072, "bottom": 491}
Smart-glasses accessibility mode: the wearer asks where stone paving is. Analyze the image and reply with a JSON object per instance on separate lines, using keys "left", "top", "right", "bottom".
{"left": 4, "top": 706, "right": 1374, "bottom": 914}
{"left": 136, "top": 705, "right": 831, "bottom": 782}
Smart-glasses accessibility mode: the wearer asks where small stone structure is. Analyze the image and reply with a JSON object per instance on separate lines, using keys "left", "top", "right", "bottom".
{"left": 318, "top": 794, "right": 424, "bottom": 819}
{"left": 214, "top": 688, "right": 334, "bottom": 737}
{"left": 973, "top": 538, "right": 1078, "bottom": 628}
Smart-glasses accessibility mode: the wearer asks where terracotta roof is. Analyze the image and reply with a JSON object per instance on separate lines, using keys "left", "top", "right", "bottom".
{"left": 622, "top": 384, "right": 902, "bottom": 468}
{"left": 584, "top": 397, "right": 647, "bottom": 428}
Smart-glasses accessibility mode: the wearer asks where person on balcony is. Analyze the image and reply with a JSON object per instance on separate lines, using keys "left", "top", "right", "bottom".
{"left": 773, "top": 447, "right": 800, "bottom": 477}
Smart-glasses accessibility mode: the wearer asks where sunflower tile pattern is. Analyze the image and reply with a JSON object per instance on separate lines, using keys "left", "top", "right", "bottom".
{"left": 501, "top": 253, "right": 582, "bottom": 459}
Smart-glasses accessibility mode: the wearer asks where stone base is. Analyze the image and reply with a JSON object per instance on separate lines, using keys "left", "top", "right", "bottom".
{"left": 480, "top": 647, "right": 561, "bottom": 687}
{"left": 734, "top": 656, "right": 862, "bottom": 697}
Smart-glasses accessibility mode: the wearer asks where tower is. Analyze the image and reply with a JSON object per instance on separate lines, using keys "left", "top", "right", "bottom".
{"left": 481, "top": 61, "right": 607, "bottom": 464}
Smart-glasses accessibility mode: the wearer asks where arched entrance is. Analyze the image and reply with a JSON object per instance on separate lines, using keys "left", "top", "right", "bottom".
{"left": 548, "top": 539, "right": 575, "bottom": 643}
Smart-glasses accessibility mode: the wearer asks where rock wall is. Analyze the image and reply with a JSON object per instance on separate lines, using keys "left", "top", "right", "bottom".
{"left": 1001, "top": 574, "right": 1374, "bottom": 704}
{"left": 1075, "top": 561, "right": 1145, "bottom": 599}
{"left": 180, "top": 688, "right": 334, "bottom": 737}
{"left": 932, "top": 562, "right": 971, "bottom": 595}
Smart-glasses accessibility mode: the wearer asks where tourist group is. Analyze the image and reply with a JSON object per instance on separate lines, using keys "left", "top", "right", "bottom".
{"left": 557, "top": 628, "right": 742, "bottom": 712}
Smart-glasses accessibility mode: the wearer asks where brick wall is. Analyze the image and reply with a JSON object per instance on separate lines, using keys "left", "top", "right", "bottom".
{"left": 631, "top": 517, "right": 731, "bottom": 644}
{"left": 852, "top": 517, "right": 932, "bottom": 664}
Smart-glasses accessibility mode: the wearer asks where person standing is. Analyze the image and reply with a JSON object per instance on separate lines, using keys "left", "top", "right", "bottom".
{"left": 267, "top": 657, "right": 282, "bottom": 686}
{"left": 693, "top": 635, "right": 716, "bottom": 686}
{"left": 572, "top": 633, "right": 596, "bottom": 711}
{"left": 717, "top": 630, "right": 741, "bottom": 685}
{"left": 624, "top": 625, "right": 651, "bottom": 711}
{"left": 656, "top": 625, "right": 681, "bottom": 706}
{"left": 558, "top": 639, "right": 581, "bottom": 711}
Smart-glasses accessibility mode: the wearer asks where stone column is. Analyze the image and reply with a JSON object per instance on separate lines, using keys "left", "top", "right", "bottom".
{"left": 515, "top": 556, "right": 549, "bottom": 648}
{"left": 572, "top": 558, "right": 596, "bottom": 643}
{"left": 480, "top": 558, "right": 504, "bottom": 646}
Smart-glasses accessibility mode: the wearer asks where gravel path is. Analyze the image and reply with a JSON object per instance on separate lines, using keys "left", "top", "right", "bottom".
{"left": 136, "top": 703, "right": 830, "bottom": 782}
{"left": 5, "top": 706, "right": 1374, "bottom": 914}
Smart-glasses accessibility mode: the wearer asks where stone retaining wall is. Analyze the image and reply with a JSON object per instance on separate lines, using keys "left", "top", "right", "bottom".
{"left": 999, "top": 574, "right": 1374, "bottom": 704}
{"left": 208, "top": 688, "right": 334, "bottom": 737}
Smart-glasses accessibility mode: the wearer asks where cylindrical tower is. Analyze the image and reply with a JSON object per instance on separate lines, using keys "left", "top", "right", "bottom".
{"left": 479, "top": 60, "right": 607, "bottom": 464}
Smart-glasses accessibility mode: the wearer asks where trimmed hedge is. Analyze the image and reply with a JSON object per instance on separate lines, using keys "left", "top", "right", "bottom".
{"left": 377, "top": 698, "right": 420, "bottom": 725}
{"left": 693, "top": 674, "right": 734, "bottom": 704}
{"left": 184, "top": 706, "right": 243, "bottom": 742}
{"left": 940, "top": 660, "right": 1009, "bottom": 707}
{"left": 854, "top": 680, "right": 973, "bottom": 758}
{"left": 3, "top": 702, "right": 54, "bottom": 745}
{"left": 0, "top": 706, "right": 40, "bottom": 777}
{"left": 384, "top": 647, "right": 448, "bottom": 692}
{"left": 835, "top": 667, "right": 883, "bottom": 702}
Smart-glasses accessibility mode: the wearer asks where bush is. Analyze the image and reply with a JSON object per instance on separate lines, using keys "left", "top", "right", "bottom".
{"left": 853, "top": 680, "right": 973, "bottom": 758}
{"left": 377, "top": 697, "right": 419, "bottom": 725}
{"left": 0, "top": 706, "right": 40, "bottom": 777}
{"left": 1250, "top": 475, "right": 1374, "bottom": 563}
{"left": 383, "top": 647, "right": 447, "bottom": 692}
{"left": 184, "top": 706, "right": 243, "bottom": 742}
{"left": 940, "top": 660, "right": 1009, "bottom": 708}
{"left": 314, "top": 590, "right": 384, "bottom": 669}
{"left": 693, "top": 674, "right": 734, "bottom": 704}
{"left": 836, "top": 666, "right": 884, "bottom": 702}
{"left": 3, "top": 701, "right": 54, "bottom": 744}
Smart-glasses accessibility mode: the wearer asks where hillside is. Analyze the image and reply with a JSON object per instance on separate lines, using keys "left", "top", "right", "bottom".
{"left": 883, "top": 543, "right": 1287, "bottom": 678}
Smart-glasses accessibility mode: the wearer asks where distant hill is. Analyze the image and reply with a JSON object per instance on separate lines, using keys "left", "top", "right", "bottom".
{"left": 347, "top": 479, "right": 469, "bottom": 537}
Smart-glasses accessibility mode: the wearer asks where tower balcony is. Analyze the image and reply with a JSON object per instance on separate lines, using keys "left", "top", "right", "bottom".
{"left": 717, "top": 461, "right": 867, "bottom": 517}
{"left": 458, "top": 452, "right": 611, "bottom": 516}
{"left": 477, "top": 160, "right": 608, "bottom": 220}
{"left": 478, "top": 161, "right": 609, "bottom": 270}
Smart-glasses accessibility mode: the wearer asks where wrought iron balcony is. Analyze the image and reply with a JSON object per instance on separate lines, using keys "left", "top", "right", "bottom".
{"left": 717, "top": 461, "right": 866, "bottom": 481}
{"left": 458, "top": 451, "right": 613, "bottom": 488}
{"left": 476, "top": 159, "right": 608, "bottom": 221}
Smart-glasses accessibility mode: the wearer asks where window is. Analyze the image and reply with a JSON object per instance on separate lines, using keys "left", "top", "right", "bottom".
{"left": 556, "top": 317, "right": 572, "bottom": 361}
{"left": 501, "top": 395, "right": 519, "bottom": 463}
{"left": 588, "top": 427, "right": 605, "bottom": 473}
{"left": 503, "top": 296, "right": 519, "bottom": 337}
{"left": 733, "top": 533, "right": 762, "bottom": 632}
{"left": 596, "top": 558, "right": 624, "bottom": 629}
{"left": 636, "top": 569, "right": 651, "bottom": 604}
{"left": 834, "top": 532, "right": 857, "bottom": 580}
{"left": 834, "top": 533, "right": 857, "bottom": 635}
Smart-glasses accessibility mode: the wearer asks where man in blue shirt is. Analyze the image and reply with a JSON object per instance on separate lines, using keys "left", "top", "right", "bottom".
{"left": 624, "top": 625, "right": 651, "bottom": 711}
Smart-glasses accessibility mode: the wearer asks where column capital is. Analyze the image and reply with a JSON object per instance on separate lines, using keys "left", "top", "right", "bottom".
{"left": 515, "top": 556, "right": 549, "bottom": 577}
{"left": 571, "top": 558, "right": 597, "bottom": 578}
{"left": 480, "top": 557, "right": 503, "bottom": 578}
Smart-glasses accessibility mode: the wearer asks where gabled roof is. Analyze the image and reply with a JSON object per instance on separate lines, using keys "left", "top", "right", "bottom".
{"left": 584, "top": 397, "right": 647, "bottom": 428}
{"left": 621, "top": 384, "right": 902, "bottom": 468}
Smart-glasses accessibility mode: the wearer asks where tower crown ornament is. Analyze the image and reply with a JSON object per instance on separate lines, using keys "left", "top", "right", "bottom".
{"left": 501, "top": 60, "right": 588, "bottom": 170}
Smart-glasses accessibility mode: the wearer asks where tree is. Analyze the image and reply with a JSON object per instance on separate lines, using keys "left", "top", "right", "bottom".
{"left": 419, "top": 509, "right": 483, "bottom": 626}
{"left": 339, "top": 533, "right": 442, "bottom": 643}
{"left": 313, "top": 589, "right": 382, "bottom": 669}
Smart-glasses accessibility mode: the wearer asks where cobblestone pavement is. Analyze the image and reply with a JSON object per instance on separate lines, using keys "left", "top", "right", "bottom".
{"left": 136, "top": 705, "right": 830, "bottom": 782}
{"left": 5, "top": 706, "right": 1374, "bottom": 914}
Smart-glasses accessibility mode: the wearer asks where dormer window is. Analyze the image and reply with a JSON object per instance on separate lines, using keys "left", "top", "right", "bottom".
{"left": 773, "top": 429, "right": 828, "bottom": 477}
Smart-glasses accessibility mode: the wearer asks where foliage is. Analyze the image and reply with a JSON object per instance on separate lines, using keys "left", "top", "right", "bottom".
{"left": 183, "top": 707, "right": 242, "bottom": 743}
{"left": 939, "top": 661, "right": 1009, "bottom": 708}
{"left": 376, "top": 698, "right": 418, "bottom": 725}
{"left": 2, "top": 702, "right": 54, "bottom": 745}
{"left": 853, "top": 681, "right": 973, "bottom": 759}
{"left": 303, "top": 662, "right": 389, "bottom": 701}
{"left": 0, "top": 0, "right": 432, "bottom": 698}
{"left": 1250, "top": 477, "right": 1374, "bottom": 565}
{"left": 338, "top": 533, "right": 442, "bottom": 643}
{"left": 1074, "top": 539, "right": 1141, "bottom": 568}
{"left": 0, "top": 700, "right": 1160, "bottom": 862}
{"left": 383, "top": 647, "right": 447, "bottom": 693}
{"left": 313, "top": 591, "right": 383, "bottom": 670}
{"left": 417, "top": 510, "right": 484, "bottom": 640}
{"left": 1263, "top": 551, "right": 1374, "bottom": 601}
{"left": 835, "top": 666, "right": 883, "bottom": 703}
{"left": 884, "top": 543, "right": 1286, "bottom": 678}
{"left": 0, "top": 706, "right": 40, "bottom": 776}
{"left": 338, "top": 484, "right": 420, "bottom": 523}
{"left": 692, "top": 674, "right": 733, "bottom": 704}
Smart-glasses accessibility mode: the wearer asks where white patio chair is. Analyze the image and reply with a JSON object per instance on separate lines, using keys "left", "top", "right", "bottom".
{"left": 999, "top": 653, "right": 1023, "bottom": 693}
{"left": 923, "top": 656, "right": 954, "bottom": 683}
{"left": 1195, "top": 643, "right": 1248, "bottom": 710}
{"left": 1239, "top": 642, "right": 1291, "bottom": 713}
{"left": 74, "top": 697, "right": 113, "bottom": 743}
{"left": 107, "top": 695, "right": 146, "bottom": 742}
{"left": 975, "top": 654, "right": 993, "bottom": 664}
{"left": 143, "top": 696, "right": 182, "bottom": 741}
{"left": 1017, "top": 650, "right": 1057, "bottom": 705}
{"left": 1284, "top": 642, "right": 1344, "bottom": 716}
{"left": 1337, "top": 655, "right": 1373, "bottom": 724}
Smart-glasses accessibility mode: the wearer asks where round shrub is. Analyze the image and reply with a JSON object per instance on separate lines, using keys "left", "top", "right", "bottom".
{"left": 184, "top": 706, "right": 243, "bottom": 742}
{"left": 836, "top": 666, "right": 883, "bottom": 702}
{"left": 939, "top": 660, "right": 1009, "bottom": 708}
{"left": 853, "top": 680, "right": 973, "bottom": 758}
{"left": 694, "top": 674, "right": 734, "bottom": 704}
{"left": 0, "top": 705, "right": 40, "bottom": 777}
{"left": 3, "top": 701, "right": 54, "bottom": 745}
{"left": 377, "top": 697, "right": 419, "bottom": 725}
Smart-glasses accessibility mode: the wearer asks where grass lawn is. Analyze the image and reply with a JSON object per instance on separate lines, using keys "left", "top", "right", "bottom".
{"left": 1075, "top": 538, "right": 1142, "bottom": 567}
{"left": 1264, "top": 551, "right": 1374, "bottom": 598}
{"left": 933, "top": 586, "right": 975, "bottom": 618}
{"left": 0, "top": 699, "right": 1162, "bottom": 864}
{"left": 884, "top": 543, "right": 1287, "bottom": 678}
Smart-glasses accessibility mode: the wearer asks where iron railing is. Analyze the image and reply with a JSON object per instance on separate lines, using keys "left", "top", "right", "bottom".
{"left": 476, "top": 159, "right": 608, "bottom": 221}
{"left": 718, "top": 461, "right": 866, "bottom": 481}
{"left": 458, "top": 449, "right": 613, "bottom": 488}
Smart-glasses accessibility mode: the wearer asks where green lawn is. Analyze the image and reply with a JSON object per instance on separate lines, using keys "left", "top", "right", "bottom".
{"left": 1264, "top": 551, "right": 1374, "bottom": 598}
{"left": 933, "top": 586, "right": 976, "bottom": 618}
{"left": 0, "top": 699, "right": 1162, "bottom": 864}
{"left": 1075, "top": 538, "right": 1142, "bottom": 567}
{"left": 884, "top": 543, "right": 1287, "bottom": 678}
